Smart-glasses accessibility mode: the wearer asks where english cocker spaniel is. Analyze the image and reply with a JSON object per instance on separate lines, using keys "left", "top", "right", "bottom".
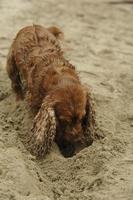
{"left": 6, "top": 25, "right": 96, "bottom": 158}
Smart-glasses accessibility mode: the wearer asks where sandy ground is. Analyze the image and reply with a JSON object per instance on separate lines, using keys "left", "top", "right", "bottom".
{"left": 0, "top": 0, "right": 133, "bottom": 199}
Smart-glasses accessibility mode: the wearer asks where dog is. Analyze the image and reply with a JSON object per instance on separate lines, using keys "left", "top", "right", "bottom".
{"left": 6, "top": 25, "right": 96, "bottom": 158}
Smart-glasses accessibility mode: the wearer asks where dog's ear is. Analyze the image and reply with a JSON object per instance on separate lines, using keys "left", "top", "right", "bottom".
{"left": 82, "top": 89, "right": 96, "bottom": 146}
{"left": 47, "top": 26, "right": 64, "bottom": 40}
{"left": 27, "top": 96, "right": 56, "bottom": 158}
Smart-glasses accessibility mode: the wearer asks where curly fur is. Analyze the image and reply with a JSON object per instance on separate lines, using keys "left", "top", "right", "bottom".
{"left": 6, "top": 25, "right": 96, "bottom": 158}
{"left": 27, "top": 95, "right": 56, "bottom": 158}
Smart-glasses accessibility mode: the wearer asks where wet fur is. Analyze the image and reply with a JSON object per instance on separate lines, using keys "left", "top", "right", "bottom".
{"left": 6, "top": 25, "right": 95, "bottom": 158}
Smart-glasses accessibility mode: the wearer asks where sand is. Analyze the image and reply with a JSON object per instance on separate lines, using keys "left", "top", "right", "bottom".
{"left": 0, "top": 0, "right": 133, "bottom": 199}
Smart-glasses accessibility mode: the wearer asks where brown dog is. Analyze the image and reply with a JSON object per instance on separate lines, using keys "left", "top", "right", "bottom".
{"left": 6, "top": 25, "right": 96, "bottom": 158}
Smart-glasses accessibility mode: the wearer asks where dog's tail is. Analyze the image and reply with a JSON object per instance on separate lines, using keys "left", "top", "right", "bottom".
{"left": 47, "top": 26, "right": 64, "bottom": 40}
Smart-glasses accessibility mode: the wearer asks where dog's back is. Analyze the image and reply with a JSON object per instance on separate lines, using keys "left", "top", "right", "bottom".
{"left": 9, "top": 25, "right": 62, "bottom": 76}
{"left": 6, "top": 25, "right": 78, "bottom": 108}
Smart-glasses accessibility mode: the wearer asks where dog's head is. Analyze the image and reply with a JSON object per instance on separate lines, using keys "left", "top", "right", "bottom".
{"left": 53, "top": 84, "right": 94, "bottom": 157}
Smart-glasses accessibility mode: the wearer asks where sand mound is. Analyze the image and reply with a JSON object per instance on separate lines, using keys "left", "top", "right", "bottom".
{"left": 0, "top": 0, "right": 133, "bottom": 199}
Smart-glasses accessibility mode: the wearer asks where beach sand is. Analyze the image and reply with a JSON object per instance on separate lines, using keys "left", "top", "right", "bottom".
{"left": 0, "top": 0, "right": 133, "bottom": 199}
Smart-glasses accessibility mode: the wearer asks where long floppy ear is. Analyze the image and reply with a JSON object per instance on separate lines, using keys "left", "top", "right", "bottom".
{"left": 27, "top": 96, "right": 56, "bottom": 158}
{"left": 82, "top": 89, "right": 96, "bottom": 146}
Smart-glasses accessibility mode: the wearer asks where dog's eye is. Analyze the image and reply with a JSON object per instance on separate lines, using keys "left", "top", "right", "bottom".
{"left": 72, "top": 116, "right": 78, "bottom": 124}
{"left": 72, "top": 116, "right": 84, "bottom": 124}
{"left": 61, "top": 120, "right": 68, "bottom": 127}
{"left": 60, "top": 120, "right": 68, "bottom": 131}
